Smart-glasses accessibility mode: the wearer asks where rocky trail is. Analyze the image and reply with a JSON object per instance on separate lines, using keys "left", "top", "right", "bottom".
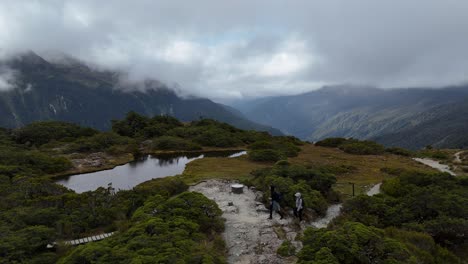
{"left": 454, "top": 151, "right": 463, "bottom": 163}
{"left": 190, "top": 180, "right": 383, "bottom": 263}
{"left": 190, "top": 180, "right": 299, "bottom": 264}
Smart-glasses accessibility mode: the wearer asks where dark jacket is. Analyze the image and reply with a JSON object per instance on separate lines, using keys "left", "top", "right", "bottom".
{"left": 272, "top": 191, "right": 281, "bottom": 203}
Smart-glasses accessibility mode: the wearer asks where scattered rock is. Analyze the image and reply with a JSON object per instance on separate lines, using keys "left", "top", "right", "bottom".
{"left": 71, "top": 152, "right": 108, "bottom": 169}
{"left": 190, "top": 180, "right": 296, "bottom": 264}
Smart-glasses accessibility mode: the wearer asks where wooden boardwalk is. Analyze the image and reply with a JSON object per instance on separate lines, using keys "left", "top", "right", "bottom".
{"left": 47, "top": 232, "right": 116, "bottom": 248}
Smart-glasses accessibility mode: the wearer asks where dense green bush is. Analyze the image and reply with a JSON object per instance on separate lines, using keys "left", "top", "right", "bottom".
{"left": 193, "top": 128, "right": 244, "bottom": 147}
{"left": 386, "top": 147, "right": 414, "bottom": 157}
{"left": 152, "top": 136, "right": 202, "bottom": 151}
{"left": 67, "top": 132, "right": 134, "bottom": 153}
{"left": 315, "top": 137, "right": 348, "bottom": 148}
{"left": 13, "top": 121, "right": 97, "bottom": 146}
{"left": 112, "top": 112, "right": 305, "bottom": 154}
{"left": 277, "top": 240, "right": 296, "bottom": 257}
{"left": 28, "top": 153, "right": 73, "bottom": 174}
{"left": 417, "top": 149, "right": 450, "bottom": 160}
{"left": 265, "top": 175, "right": 328, "bottom": 215}
{"left": 111, "top": 111, "right": 149, "bottom": 137}
{"left": 0, "top": 115, "right": 309, "bottom": 262}
{"left": 134, "top": 177, "right": 188, "bottom": 198}
{"left": 0, "top": 171, "right": 190, "bottom": 263}
{"left": 298, "top": 222, "right": 459, "bottom": 264}
{"left": 248, "top": 149, "right": 283, "bottom": 162}
{"left": 0, "top": 148, "right": 72, "bottom": 174}
{"left": 316, "top": 138, "right": 386, "bottom": 155}
{"left": 339, "top": 140, "right": 385, "bottom": 155}
{"left": 248, "top": 140, "right": 274, "bottom": 150}
{"left": 313, "top": 164, "right": 358, "bottom": 175}
{"left": 276, "top": 141, "right": 301, "bottom": 157}
{"left": 112, "top": 112, "right": 184, "bottom": 138}
{"left": 60, "top": 192, "right": 226, "bottom": 263}
{"left": 340, "top": 170, "right": 468, "bottom": 250}
{"left": 247, "top": 138, "right": 301, "bottom": 162}
{"left": 249, "top": 162, "right": 335, "bottom": 216}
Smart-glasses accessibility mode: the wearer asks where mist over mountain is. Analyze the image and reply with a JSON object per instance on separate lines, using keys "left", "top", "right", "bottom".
{"left": 236, "top": 85, "right": 468, "bottom": 149}
{"left": 0, "top": 52, "right": 282, "bottom": 135}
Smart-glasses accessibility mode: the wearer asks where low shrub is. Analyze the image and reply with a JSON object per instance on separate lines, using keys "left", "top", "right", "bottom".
{"left": 417, "top": 150, "right": 450, "bottom": 160}
{"left": 13, "top": 121, "right": 98, "bottom": 146}
{"left": 67, "top": 132, "right": 134, "bottom": 153}
{"left": 386, "top": 147, "right": 413, "bottom": 157}
{"left": 248, "top": 149, "right": 283, "bottom": 162}
{"left": 248, "top": 141, "right": 274, "bottom": 150}
{"left": 315, "top": 138, "right": 348, "bottom": 148}
{"left": 152, "top": 136, "right": 202, "bottom": 151}
{"left": 339, "top": 140, "right": 385, "bottom": 155}
{"left": 277, "top": 241, "right": 296, "bottom": 257}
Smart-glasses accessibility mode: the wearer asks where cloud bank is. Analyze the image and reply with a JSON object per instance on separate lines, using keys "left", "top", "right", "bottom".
{"left": 0, "top": 67, "right": 17, "bottom": 91}
{"left": 1, "top": 0, "right": 468, "bottom": 99}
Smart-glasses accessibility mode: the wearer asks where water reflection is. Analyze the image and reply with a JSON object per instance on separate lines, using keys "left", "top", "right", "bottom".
{"left": 55, "top": 150, "right": 245, "bottom": 193}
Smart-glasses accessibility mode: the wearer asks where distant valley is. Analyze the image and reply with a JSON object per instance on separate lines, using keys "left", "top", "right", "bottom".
{"left": 3, "top": 52, "right": 468, "bottom": 150}
{"left": 235, "top": 85, "right": 468, "bottom": 149}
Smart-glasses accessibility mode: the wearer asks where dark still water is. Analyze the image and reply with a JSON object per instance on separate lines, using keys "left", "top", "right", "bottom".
{"left": 56, "top": 150, "right": 246, "bottom": 193}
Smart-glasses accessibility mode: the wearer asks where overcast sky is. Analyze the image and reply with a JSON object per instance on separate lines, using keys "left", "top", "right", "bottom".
{"left": 1, "top": 0, "right": 468, "bottom": 100}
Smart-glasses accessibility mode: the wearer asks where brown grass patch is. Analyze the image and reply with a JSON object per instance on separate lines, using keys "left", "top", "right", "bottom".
{"left": 290, "top": 144, "right": 435, "bottom": 196}
{"left": 182, "top": 156, "right": 269, "bottom": 185}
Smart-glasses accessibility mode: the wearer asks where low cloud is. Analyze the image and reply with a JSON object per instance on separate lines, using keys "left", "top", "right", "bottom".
{"left": 0, "top": 67, "right": 17, "bottom": 91}
{"left": 1, "top": 0, "right": 468, "bottom": 100}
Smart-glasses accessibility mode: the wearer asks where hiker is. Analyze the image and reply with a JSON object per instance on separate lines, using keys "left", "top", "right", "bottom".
{"left": 268, "top": 185, "right": 284, "bottom": 219}
{"left": 294, "top": 192, "right": 304, "bottom": 221}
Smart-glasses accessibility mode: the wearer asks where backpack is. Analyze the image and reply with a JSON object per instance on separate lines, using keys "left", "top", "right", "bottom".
{"left": 277, "top": 192, "right": 283, "bottom": 202}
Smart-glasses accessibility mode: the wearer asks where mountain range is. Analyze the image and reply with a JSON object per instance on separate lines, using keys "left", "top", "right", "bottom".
{"left": 235, "top": 85, "right": 468, "bottom": 149}
{"left": 2, "top": 52, "right": 468, "bottom": 150}
{"left": 0, "top": 52, "right": 281, "bottom": 135}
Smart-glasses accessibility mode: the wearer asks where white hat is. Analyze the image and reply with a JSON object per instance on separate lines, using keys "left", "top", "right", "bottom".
{"left": 295, "top": 192, "right": 301, "bottom": 197}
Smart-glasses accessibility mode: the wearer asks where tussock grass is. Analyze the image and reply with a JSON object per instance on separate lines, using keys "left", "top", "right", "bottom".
{"left": 181, "top": 143, "right": 436, "bottom": 196}
{"left": 290, "top": 144, "right": 435, "bottom": 196}
{"left": 182, "top": 156, "right": 269, "bottom": 185}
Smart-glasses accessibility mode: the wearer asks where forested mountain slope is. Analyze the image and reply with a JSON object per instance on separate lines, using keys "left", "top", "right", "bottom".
{"left": 0, "top": 52, "right": 281, "bottom": 135}
{"left": 238, "top": 85, "right": 468, "bottom": 149}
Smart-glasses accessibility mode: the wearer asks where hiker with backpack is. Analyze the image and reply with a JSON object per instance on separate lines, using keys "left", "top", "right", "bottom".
{"left": 268, "top": 185, "right": 284, "bottom": 220}
{"left": 294, "top": 192, "right": 304, "bottom": 221}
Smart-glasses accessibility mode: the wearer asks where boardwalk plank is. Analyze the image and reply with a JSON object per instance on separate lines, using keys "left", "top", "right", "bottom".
{"left": 48, "top": 232, "right": 116, "bottom": 248}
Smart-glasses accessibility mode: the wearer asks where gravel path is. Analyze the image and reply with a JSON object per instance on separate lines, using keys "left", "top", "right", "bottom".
{"left": 191, "top": 180, "right": 385, "bottom": 263}
{"left": 366, "top": 183, "right": 382, "bottom": 196}
{"left": 190, "top": 180, "right": 298, "bottom": 264}
{"left": 454, "top": 151, "right": 464, "bottom": 163}
{"left": 414, "top": 158, "right": 456, "bottom": 176}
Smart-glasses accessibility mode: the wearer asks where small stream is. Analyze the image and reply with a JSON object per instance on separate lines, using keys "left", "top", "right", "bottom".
{"left": 56, "top": 150, "right": 246, "bottom": 193}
